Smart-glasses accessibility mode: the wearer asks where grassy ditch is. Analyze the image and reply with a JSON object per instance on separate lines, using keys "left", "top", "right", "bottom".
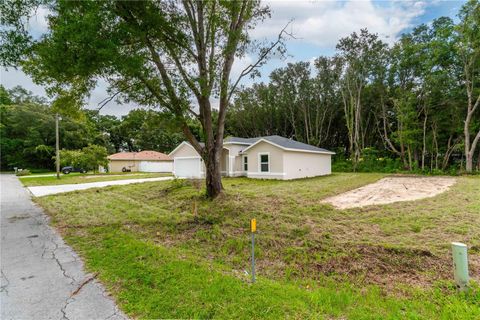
{"left": 36, "top": 173, "right": 480, "bottom": 319}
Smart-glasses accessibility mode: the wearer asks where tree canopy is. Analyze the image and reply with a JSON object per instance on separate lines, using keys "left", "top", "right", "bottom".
{"left": 1, "top": 0, "right": 287, "bottom": 198}
{"left": 1, "top": 0, "right": 478, "bottom": 177}
{"left": 0, "top": 85, "right": 196, "bottom": 171}
{"left": 227, "top": 1, "right": 480, "bottom": 173}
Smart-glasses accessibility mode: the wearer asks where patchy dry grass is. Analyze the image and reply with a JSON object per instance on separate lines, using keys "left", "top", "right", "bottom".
{"left": 36, "top": 173, "right": 480, "bottom": 319}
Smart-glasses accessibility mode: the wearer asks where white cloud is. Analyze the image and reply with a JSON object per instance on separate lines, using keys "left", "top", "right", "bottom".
{"left": 1, "top": 1, "right": 436, "bottom": 116}
{"left": 87, "top": 79, "right": 140, "bottom": 117}
{"left": 27, "top": 6, "right": 51, "bottom": 38}
{"left": 0, "top": 68, "right": 136, "bottom": 117}
{"left": 253, "top": 0, "right": 427, "bottom": 47}
{"left": 1, "top": 67, "right": 48, "bottom": 96}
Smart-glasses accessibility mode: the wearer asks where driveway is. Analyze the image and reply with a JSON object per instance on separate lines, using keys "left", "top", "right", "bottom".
{"left": 0, "top": 174, "right": 127, "bottom": 320}
{"left": 28, "top": 176, "right": 174, "bottom": 197}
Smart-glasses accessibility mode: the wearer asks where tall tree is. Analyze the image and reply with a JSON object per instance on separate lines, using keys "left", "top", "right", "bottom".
{"left": 456, "top": 0, "right": 480, "bottom": 172}
{"left": 0, "top": 86, "right": 95, "bottom": 169}
{"left": 1, "top": 0, "right": 287, "bottom": 198}
{"left": 336, "top": 29, "right": 387, "bottom": 170}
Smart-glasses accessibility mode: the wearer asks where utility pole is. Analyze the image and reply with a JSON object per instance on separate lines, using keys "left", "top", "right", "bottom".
{"left": 56, "top": 113, "right": 60, "bottom": 179}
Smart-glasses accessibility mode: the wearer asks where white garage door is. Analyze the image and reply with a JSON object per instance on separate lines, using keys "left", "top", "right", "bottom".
{"left": 174, "top": 158, "right": 202, "bottom": 178}
{"left": 138, "top": 161, "right": 173, "bottom": 173}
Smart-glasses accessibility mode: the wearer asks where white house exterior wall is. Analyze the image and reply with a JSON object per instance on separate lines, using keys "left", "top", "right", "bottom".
{"left": 243, "top": 141, "right": 285, "bottom": 179}
{"left": 170, "top": 139, "right": 332, "bottom": 180}
{"left": 138, "top": 160, "right": 173, "bottom": 173}
{"left": 224, "top": 144, "right": 248, "bottom": 176}
{"left": 169, "top": 143, "right": 205, "bottom": 177}
{"left": 283, "top": 151, "right": 331, "bottom": 179}
{"left": 171, "top": 143, "right": 234, "bottom": 178}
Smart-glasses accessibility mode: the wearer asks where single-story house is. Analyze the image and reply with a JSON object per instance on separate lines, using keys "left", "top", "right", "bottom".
{"left": 107, "top": 150, "right": 173, "bottom": 173}
{"left": 168, "top": 135, "right": 335, "bottom": 179}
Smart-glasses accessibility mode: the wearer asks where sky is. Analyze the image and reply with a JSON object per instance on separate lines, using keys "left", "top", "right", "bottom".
{"left": 0, "top": 0, "right": 466, "bottom": 117}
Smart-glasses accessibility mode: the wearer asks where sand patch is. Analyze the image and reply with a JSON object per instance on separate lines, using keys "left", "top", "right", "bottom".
{"left": 322, "top": 176, "right": 456, "bottom": 209}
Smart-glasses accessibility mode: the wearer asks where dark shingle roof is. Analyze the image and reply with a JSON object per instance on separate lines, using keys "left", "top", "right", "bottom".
{"left": 262, "top": 135, "right": 334, "bottom": 153}
{"left": 225, "top": 135, "right": 334, "bottom": 154}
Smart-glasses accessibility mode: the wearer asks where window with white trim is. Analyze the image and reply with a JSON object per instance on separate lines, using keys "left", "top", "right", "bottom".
{"left": 243, "top": 156, "right": 248, "bottom": 171}
{"left": 259, "top": 154, "right": 269, "bottom": 172}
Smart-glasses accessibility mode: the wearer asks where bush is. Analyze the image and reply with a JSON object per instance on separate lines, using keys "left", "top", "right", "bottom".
{"left": 332, "top": 147, "right": 459, "bottom": 175}
{"left": 58, "top": 144, "right": 108, "bottom": 172}
{"left": 16, "top": 169, "right": 31, "bottom": 176}
{"left": 169, "top": 178, "right": 187, "bottom": 190}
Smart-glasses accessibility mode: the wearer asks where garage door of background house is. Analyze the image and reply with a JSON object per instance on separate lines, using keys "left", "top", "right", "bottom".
{"left": 174, "top": 158, "right": 202, "bottom": 178}
{"left": 138, "top": 161, "right": 173, "bottom": 173}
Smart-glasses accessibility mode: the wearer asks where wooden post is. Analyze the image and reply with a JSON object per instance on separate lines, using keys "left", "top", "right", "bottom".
{"left": 451, "top": 242, "right": 469, "bottom": 291}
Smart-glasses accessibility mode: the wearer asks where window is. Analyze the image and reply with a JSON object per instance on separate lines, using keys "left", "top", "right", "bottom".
{"left": 259, "top": 154, "right": 269, "bottom": 172}
{"left": 243, "top": 156, "right": 248, "bottom": 171}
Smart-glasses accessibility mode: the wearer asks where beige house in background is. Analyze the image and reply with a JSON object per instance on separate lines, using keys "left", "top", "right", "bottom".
{"left": 107, "top": 150, "right": 173, "bottom": 173}
{"left": 168, "top": 135, "right": 334, "bottom": 180}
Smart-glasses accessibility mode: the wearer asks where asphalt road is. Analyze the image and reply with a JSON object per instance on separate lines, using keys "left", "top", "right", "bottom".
{"left": 28, "top": 176, "right": 174, "bottom": 197}
{"left": 0, "top": 174, "right": 127, "bottom": 320}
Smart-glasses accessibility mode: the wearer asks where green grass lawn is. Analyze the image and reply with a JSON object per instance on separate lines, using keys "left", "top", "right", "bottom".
{"left": 20, "top": 172, "right": 172, "bottom": 186}
{"left": 36, "top": 173, "right": 480, "bottom": 319}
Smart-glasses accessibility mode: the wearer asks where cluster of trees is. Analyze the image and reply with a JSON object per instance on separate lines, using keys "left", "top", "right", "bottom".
{"left": 92, "top": 109, "right": 201, "bottom": 153}
{"left": 59, "top": 145, "right": 108, "bottom": 173}
{"left": 1, "top": 86, "right": 98, "bottom": 170}
{"left": 1, "top": 0, "right": 478, "bottom": 197}
{"left": 0, "top": 86, "right": 194, "bottom": 170}
{"left": 1, "top": 0, "right": 285, "bottom": 198}
{"left": 227, "top": 2, "right": 480, "bottom": 173}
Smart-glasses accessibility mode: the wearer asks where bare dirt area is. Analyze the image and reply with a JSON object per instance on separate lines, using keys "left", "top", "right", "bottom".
{"left": 322, "top": 176, "right": 457, "bottom": 209}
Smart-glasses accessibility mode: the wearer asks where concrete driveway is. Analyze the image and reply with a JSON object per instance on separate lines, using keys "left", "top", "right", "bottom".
{"left": 0, "top": 174, "right": 127, "bottom": 320}
{"left": 28, "top": 176, "right": 174, "bottom": 197}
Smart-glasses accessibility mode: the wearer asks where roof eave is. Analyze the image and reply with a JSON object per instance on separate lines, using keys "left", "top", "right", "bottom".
{"left": 241, "top": 138, "right": 334, "bottom": 155}
{"left": 223, "top": 141, "right": 253, "bottom": 146}
{"left": 109, "top": 158, "right": 172, "bottom": 161}
{"left": 168, "top": 141, "right": 191, "bottom": 157}
{"left": 283, "top": 148, "right": 336, "bottom": 155}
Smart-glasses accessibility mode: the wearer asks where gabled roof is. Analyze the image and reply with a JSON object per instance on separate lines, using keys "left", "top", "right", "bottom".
{"left": 171, "top": 135, "right": 334, "bottom": 156}
{"left": 108, "top": 150, "right": 172, "bottom": 161}
{"left": 168, "top": 141, "right": 205, "bottom": 157}
{"left": 240, "top": 135, "right": 335, "bottom": 155}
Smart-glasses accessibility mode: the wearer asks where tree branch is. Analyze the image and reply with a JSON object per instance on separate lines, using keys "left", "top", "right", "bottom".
{"left": 136, "top": 74, "right": 202, "bottom": 154}
{"left": 227, "top": 21, "right": 294, "bottom": 102}
{"left": 470, "top": 129, "right": 480, "bottom": 155}
{"left": 97, "top": 85, "right": 133, "bottom": 111}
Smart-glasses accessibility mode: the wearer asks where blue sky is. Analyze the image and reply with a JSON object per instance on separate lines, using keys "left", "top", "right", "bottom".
{"left": 0, "top": 0, "right": 466, "bottom": 116}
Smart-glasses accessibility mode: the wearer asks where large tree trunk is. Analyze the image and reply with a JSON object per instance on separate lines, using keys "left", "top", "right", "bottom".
{"left": 205, "top": 147, "right": 223, "bottom": 199}
{"left": 464, "top": 120, "right": 480, "bottom": 173}
{"left": 353, "top": 88, "right": 362, "bottom": 170}
{"left": 421, "top": 111, "right": 428, "bottom": 171}
{"left": 462, "top": 50, "right": 480, "bottom": 173}
{"left": 432, "top": 124, "right": 439, "bottom": 170}
{"left": 466, "top": 151, "right": 474, "bottom": 173}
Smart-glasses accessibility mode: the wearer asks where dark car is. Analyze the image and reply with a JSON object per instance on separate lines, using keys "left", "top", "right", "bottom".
{"left": 61, "top": 166, "right": 87, "bottom": 174}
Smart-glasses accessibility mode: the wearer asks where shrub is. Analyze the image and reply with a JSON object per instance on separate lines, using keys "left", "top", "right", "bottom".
{"left": 169, "top": 178, "right": 187, "bottom": 190}
{"left": 16, "top": 169, "right": 31, "bottom": 176}
{"left": 332, "top": 148, "right": 461, "bottom": 175}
